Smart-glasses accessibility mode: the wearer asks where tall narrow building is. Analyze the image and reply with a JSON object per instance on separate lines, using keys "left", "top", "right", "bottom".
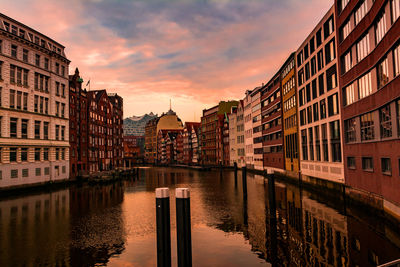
{"left": 296, "top": 6, "right": 344, "bottom": 184}
{"left": 0, "top": 13, "right": 70, "bottom": 187}
{"left": 335, "top": 0, "right": 400, "bottom": 207}
{"left": 282, "top": 53, "right": 300, "bottom": 174}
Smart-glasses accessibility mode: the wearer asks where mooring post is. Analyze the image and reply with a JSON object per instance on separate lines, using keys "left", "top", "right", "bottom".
{"left": 156, "top": 188, "right": 171, "bottom": 267}
{"left": 176, "top": 188, "right": 192, "bottom": 267}
{"left": 242, "top": 166, "right": 247, "bottom": 199}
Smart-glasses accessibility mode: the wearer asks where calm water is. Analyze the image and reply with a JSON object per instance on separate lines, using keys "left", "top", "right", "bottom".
{"left": 1, "top": 167, "right": 400, "bottom": 267}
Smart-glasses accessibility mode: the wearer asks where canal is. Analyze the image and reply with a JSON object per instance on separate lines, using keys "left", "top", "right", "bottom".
{"left": 0, "top": 167, "right": 400, "bottom": 266}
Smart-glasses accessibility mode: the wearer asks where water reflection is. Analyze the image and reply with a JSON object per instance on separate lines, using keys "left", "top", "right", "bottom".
{"left": 0, "top": 168, "right": 399, "bottom": 267}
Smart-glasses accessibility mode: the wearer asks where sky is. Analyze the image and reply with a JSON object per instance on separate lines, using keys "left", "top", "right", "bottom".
{"left": 2, "top": 0, "right": 332, "bottom": 123}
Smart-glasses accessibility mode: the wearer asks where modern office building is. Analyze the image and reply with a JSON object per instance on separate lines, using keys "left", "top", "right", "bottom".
{"left": 335, "top": 0, "right": 400, "bottom": 206}
{"left": 296, "top": 6, "right": 344, "bottom": 184}
{"left": 282, "top": 53, "right": 300, "bottom": 174}
{"left": 0, "top": 13, "right": 70, "bottom": 187}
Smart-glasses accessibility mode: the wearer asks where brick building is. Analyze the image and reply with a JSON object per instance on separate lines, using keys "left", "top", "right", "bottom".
{"left": 87, "top": 90, "right": 123, "bottom": 172}
{"left": 335, "top": 0, "right": 400, "bottom": 206}
{"left": 69, "top": 68, "right": 88, "bottom": 178}
{"left": 0, "top": 13, "right": 70, "bottom": 187}
{"left": 123, "top": 135, "right": 144, "bottom": 166}
{"left": 182, "top": 122, "right": 201, "bottom": 164}
{"left": 144, "top": 117, "right": 159, "bottom": 164}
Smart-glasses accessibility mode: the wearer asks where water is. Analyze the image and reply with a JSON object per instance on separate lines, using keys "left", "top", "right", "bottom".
{"left": 0, "top": 167, "right": 400, "bottom": 267}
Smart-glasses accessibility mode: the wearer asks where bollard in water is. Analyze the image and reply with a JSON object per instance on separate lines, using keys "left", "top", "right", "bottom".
{"left": 156, "top": 188, "right": 171, "bottom": 267}
{"left": 242, "top": 166, "right": 247, "bottom": 199}
{"left": 176, "top": 188, "right": 192, "bottom": 267}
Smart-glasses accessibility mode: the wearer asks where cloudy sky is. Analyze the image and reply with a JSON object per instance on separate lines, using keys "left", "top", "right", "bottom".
{"left": 2, "top": 0, "right": 332, "bottom": 122}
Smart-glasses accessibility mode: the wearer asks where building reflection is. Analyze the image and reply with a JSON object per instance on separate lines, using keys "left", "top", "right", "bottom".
{"left": 0, "top": 189, "right": 70, "bottom": 267}
{"left": 69, "top": 183, "right": 126, "bottom": 266}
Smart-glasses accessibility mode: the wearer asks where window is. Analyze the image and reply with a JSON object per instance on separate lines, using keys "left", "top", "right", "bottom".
{"left": 44, "top": 122, "right": 49, "bottom": 140}
{"left": 0, "top": 62, "right": 2, "bottom": 80}
{"left": 36, "top": 168, "right": 41, "bottom": 176}
{"left": 310, "top": 37, "right": 315, "bottom": 54}
{"left": 328, "top": 93, "right": 339, "bottom": 116}
{"left": 325, "top": 38, "right": 336, "bottom": 64}
{"left": 380, "top": 104, "right": 392, "bottom": 138}
{"left": 23, "top": 49, "right": 28, "bottom": 62}
{"left": 342, "top": 50, "right": 352, "bottom": 73}
{"left": 61, "top": 84, "right": 65, "bottom": 97}
{"left": 375, "top": 12, "right": 387, "bottom": 44}
{"left": 10, "top": 118, "right": 17, "bottom": 138}
{"left": 61, "top": 66, "right": 65, "bottom": 77}
{"left": 394, "top": 43, "right": 400, "bottom": 76}
{"left": 35, "top": 148, "right": 41, "bottom": 161}
{"left": 347, "top": 157, "right": 356, "bottom": 169}
{"left": 44, "top": 58, "right": 49, "bottom": 70}
{"left": 355, "top": 1, "right": 368, "bottom": 25}
{"left": 35, "top": 54, "right": 40, "bottom": 67}
{"left": 345, "top": 118, "right": 357, "bottom": 143}
{"left": 44, "top": 167, "right": 50, "bottom": 175}
{"left": 306, "top": 84, "right": 311, "bottom": 102}
{"left": 344, "top": 83, "right": 355, "bottom": 106}
{"left": 61, "top": 148, "right": 65, "bottom": 160}
{"left": 317, "top": 50, "right": 324, "bottom": 71}
{"left": 299, "top": 89, "right": 305, "bottom": 106}
{"left": 44, "top": 148, "right": 49, "bottom": 161}
{"left": 305, "top": 62, "right": 310, "bottom": 81}
{"left": 330, "top": 121, "right": 342, "bottom": 162}
{"left": 362, "top": 157, "right": 373, "bottom": 171}
{"left": 358, "top": 71, "right": 372, "bottom": 99}
{"left": 56, "top": 82, "right": 60, "bottom": 96}
{"left": 11, "top": 45, "right": 17, "bottom": 58}
{"left": 301, "top": 129, "right": 308, "bottom": 160}
{"left": 324, "top": 16, "right": 334, "bottom": 39}
{"left": 316, "top": 28, "right": 322, "bottom": 47}
{"left": 393, "top": 0, "right": 400, "bottom": 22}
{"left": 320, "top": 99, "right": 327, "bottom": 119}
{"left": 326, "top": 65, "right": 337, "bottom": 91}
{"left": 300, "top": 109, "right": 306, "bottom": 126}
{"left": 307, "top": 106, "right": 313, "bottom": 124}
{"left": 19, "top": 29, "right": 25, "bottom": 38}
{"left": 397, "top": 100, "right": 400, "bottom": 136}
{"left": 11, "top": 169, "right": 18, "bottom": 178}
{"left": 361, "top": 112, "right": 375, "bottom": 141}
{"left": 304, "top": 44, "right": 309, "bottom": 60}
{"left": 56, "top": 125, "right": 60, "bottom": 140}
{"left": 377, "top": 57, "right": 389, "bottom": 88}
{"left": 341, "top": 19, "right": 352, "bottom": 41}
{"left": 10, "top": 147, "right": 17, "bottom": 162}
{"left": 61, "top": 126, "right": 65, "bottom": 140}
{"left": 56, "top": 148, "right": 60, "bottom": 160}
{"left": 357, "top": 34, "right": 370, "bottom": 62}
{"left": 0, "top": 40, "right": 2, "bottom": 54}
{"left": 313, "top": 103, "right": 319, "bottom": 122}
{"left": 322, "top": 124, "right": 329, "bottom": 161}
{"left": 21, "top": 119, "right": 28, "bottom": 139}
{"left": 311, "top": 57, "right": 316, "bottom": 76}
{"left": 312, "top": 79, "right": 317, "bottom": 99}
{"left": 315, "top": 126, "right": 321, "bottom": 161}
{"left": 318, "top": 74, "right": 324, "bottom": 96}
{"left": 381, "top": 158, "right": 392, "bottom": 175}
{"left": 56, "top": 63, "right": 60, "bottom": 74}
{"left": 309, "top": 128, "right": 314, "bottom": 161}
{"left": 297, "top": 51, "right": 304, "bottom": 67}
{"left": 35, "top": 121, "right": 41, "bottom": 139}
{"left": 21, "top": 148, "right": 28, "bottom": 161}
{"left": 56, "top": 102, "right": 60, "bottom": 117}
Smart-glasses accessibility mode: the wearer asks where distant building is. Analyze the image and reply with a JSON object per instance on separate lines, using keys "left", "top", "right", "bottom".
{"left": 69, "top": 68, "right": 88, "bottom": 178}
{"left": 123, "top": 135, "right": 145, "bottom": 166}
{"left": 243, "top": 91, "right": 254, "bottom": 168}
{"left": 0, "top": 13, "right": 70, "bottom": 187}
{"left": 145, "top": 109, "right": 183, "bottom": 163}
{"left": 87, "top": 90, "right": 123, "bottom": 172}
{"left": 182, "top": 122, "right": 201, "bottom": 165}
{"left": 251, "top": 87, "right": 263, "bottom": 170}
{"left": 123, "top": 112, "right": 157, "bottom": 136}
{"left": 201, "top": 101, "right": 238, "bottom": 165}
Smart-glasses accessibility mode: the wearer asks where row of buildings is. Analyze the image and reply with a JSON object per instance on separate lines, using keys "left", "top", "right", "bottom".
{"left": 145, "top": 0, "right": 400, "bottom": 211}
{"left": 0, "top": 12, "right": 124, "bottom": 189}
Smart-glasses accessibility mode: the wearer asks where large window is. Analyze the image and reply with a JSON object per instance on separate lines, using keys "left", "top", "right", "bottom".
{"left": 380, "top": 104, "right": 392, "bottom": 138}
{"left": 358, "top": 71, "right": 372, "bottom": 99}
{"left": 21, "top": 119, "right": 28, "bottom": 139}
{"left": 325, "top": 39, "right": 336, "bottom": 65}
{"left": 326, "top": 65, "right": 337, "bottom": 91}
{"left": 313, "top": 103, "right": 319, "bottom": 122}
{"left": 342, "top": 50, "right": 352, "bottom": 73}
{"left": 357, "top": 34, "right": 370, "bottom": 62}
{"left": 308, "top": 128, "right": 314, "bottom": 161}
{"left": 320, "top": 99, "right": 327, "bottom": 119}
{"left": 341, "top": 19, "right": 352, "bottom": 41}
{"left": 375, "top": 12, "right": 387, "bottom": 44}
{"left": 10, "top": 147, "right": 17, "bottom": 162}
{"left": 362, "top": 157, "right": 373, "bottom": 171}
{"left": 324, "top": 16, "right": 334, "bottom": 39}
{"left": 361, "top": 112, "right": 375, "bottom": 141}
{"left": 397, "top": 99, "right": 400, "bottom": 136}
{"left": 347, "top": 157, "right": 356, "bottom": 169}
{"left": 393, "top": 0, "right": 400, "bottom": 23}
{"left": 301, "top": 130, "right": 308, "bottom": 160}
{"left": 318, "top": 74, "right": 324, "bottom": 96}
{"left": 377, "top": 57, "right": 390, "bottom": 89}
{"left": 381, "top": 158, "right": 392, "bottom": 175}
{"left": 344, "top": 83, "right": 355, "bottom": 106}
{"left": 345, "top": 118, "right": 357, "bottom": 143}
{"left": 328, "top": 93, "right": 339, "bottom": 116}
{"left": 322, "top": 124, "right": 329, "bottom": 161}
{"left": 394, "top": 43, "right": 400, "bottom": 76}
{"left": 35, "top": 121, "right": 41, "bottom": 139}
{"left": 330, "top": 120, "right": 342, "bottom": 162}
{"left": 315, "top": 126, "right": 321, "bottom": 161}
{"left": 339, "top": 0, "right": 350, "bottom": 13}
{"left": 10, "top": 118, "right": 17, "bottom": 138}
{"left": 355, "top": 1, "right": 368, "bottom": 25}
{"left": 21, "top": 148, "right": 28, "bottom": 161}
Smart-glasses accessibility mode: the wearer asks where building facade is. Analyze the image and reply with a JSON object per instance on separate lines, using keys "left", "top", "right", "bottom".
{"left": 183, "top": 122, "right": 201, "bottom": 165}
{"left": 244, "top": 91, "right": 254, "bottom": 168}
{"left": 0, "top": 13, "right": 70, "bottom": 187}
{"left": 252, "top": 87, "right": 263, "bottom": 170}
{"left": 335, "top": 0, "right": 400, "bottom": 205}
{"left": 69, "top": 68, "right": 88, "bottom": 178}
{"left": 123, "top": 135, "right": 145, "bottom": 166}
{"left": 296, "top": 6, "right": 344, "bottom": 184}
{"left": 261, "top": 72, "right": 284, "bottom": 172}
{"left": 282, "top": 53, "right": 300, "bottom": 173}
{"left": 144, "top": 117, "right": 159, "bottom": 164}
{"left": 108, "top": 93, "right": 124, "bottom": 169}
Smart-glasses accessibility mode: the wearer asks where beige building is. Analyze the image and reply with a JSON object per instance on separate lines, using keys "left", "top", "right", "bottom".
{"left": 251, "top": 87, "right": 263, "bottom": 170}
{"left": 0, "top": 13, "right": 70, "bottom": 187}
{"left": 243, "top": 90, "right": 253, "bottom": 168}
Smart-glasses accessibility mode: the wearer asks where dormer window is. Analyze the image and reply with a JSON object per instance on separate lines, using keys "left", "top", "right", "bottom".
{"left": 3, "top": 21, "right": 10, "bottom": 32}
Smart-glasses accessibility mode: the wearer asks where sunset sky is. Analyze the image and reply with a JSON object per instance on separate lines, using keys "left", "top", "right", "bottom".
{"left": 2, "top": 0, "right": 332, "bottom": 122}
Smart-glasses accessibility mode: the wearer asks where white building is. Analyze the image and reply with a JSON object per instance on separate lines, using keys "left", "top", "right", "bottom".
{"left": 251, "top": 87, "right": 263, "bottom": 170}
{"left": 243, "top": 90, "right": 254, "bottom": 168}
{"left": 0, "top": 13, "right": 70, "bottom": 188}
